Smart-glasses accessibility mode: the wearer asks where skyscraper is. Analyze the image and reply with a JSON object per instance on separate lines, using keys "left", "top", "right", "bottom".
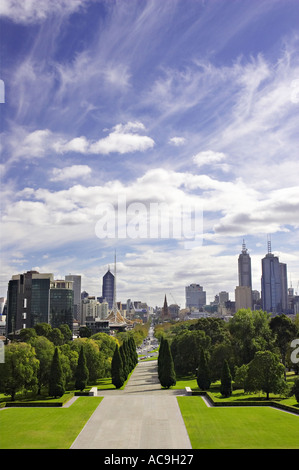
{"left": 238, "top": 240, "right": 252, "bottom": 288}
{"left": 6, "top": 271, "right": 53, "bottom": 335}
{"left": 261, "top": 239, "right": 288, "bottom": 314}
{"left": 6, "top": 271, "right": 75, "bottom": 337}
{"left": 65, "top": 274, "right": 81, "bottom": 321}
{"left": 235, "top": 240, "right": 252, "bottom": 310}
{"left": 50, "top": 280, "right": 74, "bottom": 332}
{"left": 102, "top": 267, "right": 114, "bottom": 310}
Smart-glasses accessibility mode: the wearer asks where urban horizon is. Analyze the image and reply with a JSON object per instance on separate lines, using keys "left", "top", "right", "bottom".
{"left": 1, "top": 237, "right": 298, "bottom": 313}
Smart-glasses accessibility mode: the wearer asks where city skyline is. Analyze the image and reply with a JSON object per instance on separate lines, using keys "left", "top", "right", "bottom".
{"left": 2, "top": 239, "right": 295, "bottom": 311}
{"left": 1, "top": 1, "right": 299, "bottom": 308}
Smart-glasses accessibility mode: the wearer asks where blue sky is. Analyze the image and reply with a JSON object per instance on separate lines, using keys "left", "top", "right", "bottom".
{"left": 1, "top": 0, "right": 299, "bottom": 308}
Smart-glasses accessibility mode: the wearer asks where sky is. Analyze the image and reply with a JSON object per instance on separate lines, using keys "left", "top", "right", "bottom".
{"left": 0, "top": 0, "right": 299, "bottom": 309}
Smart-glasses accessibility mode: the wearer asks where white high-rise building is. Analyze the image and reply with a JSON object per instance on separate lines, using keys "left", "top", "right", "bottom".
{"left": 185, "top": 284, "right": 206, "bottom": 310}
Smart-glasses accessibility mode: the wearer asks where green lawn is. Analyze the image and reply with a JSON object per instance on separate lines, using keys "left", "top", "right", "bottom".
{"left": 0, "top": 397, "right": 102, "bottom": 449}
{"left": 178, "top": 396, "right": 299, "bottom": 449}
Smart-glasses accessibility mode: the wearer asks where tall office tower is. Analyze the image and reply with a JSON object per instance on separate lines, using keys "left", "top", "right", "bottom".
{"left": 185, "top": 284, "right": 206, "bottom": 309}
{"left": 102, "top": 267, "right": 114, "bottom": 310}
{"left": 235, "top": 240, "right": 252, "bottom": 310}
{"left": 65, "top": 274, "right": 81, "bottom": 321}
{"left": 7, "top": 271, "right": 54, "bottom": 335}
{"left": 261, "top": 239, "right": 288, "bottom": 314}
{"left": 238, "top": 240, "right": 252, "bottom": 287}
{"left": 49, "top": 280, "right": 74, "bottom": 333}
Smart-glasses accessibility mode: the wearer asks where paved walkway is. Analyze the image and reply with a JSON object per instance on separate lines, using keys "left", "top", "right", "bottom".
{"left": 70, "top": 360, "right": 192, "bottom": 449}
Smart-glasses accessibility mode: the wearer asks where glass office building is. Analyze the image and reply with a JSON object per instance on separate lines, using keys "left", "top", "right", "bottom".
{"left": 50, "top": 280, "right": 74, "bottom": 332}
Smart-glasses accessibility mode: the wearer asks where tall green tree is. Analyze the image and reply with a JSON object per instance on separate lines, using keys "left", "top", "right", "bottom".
{"left": 30, "top": 336, "right": 55, "bottom": 395}
{"left": 197, "top": 347, "right": 211, "bottom": 390}
{"left": 246, "top": 350, "right": 286, "bottom": 400}
{"left": 229, "top": 309, "right": 274, "bottom": 366}
{"left": 48, "top": 347, "right": 65, "bottom": 398}
{"left": 75, "top": 346, "right": 89, "bottom": 391}
{"left": 111, "top": 345, "right": 124, "bottom": 389}
{"left": 159, "top": 338, "right": 176, "bottom": 389}
{"left": 119, "top": 342, "right": 129, "bottom": 380}
{"left": 0, "top": 342, "right": 39, "bottom": 401}
{"left": 171, "top": 329, "right": 211, "bottom": 375}
{"left": 220, "top": 360, "right": 232, "bottom": 398}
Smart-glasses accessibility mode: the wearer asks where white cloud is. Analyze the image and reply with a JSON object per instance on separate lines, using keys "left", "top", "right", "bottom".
{"left": 0, "top": 0, "right": 87, "bottom": 24}
{"left": 2, "top": 122, "right": 155, "bottom": 166}
{"left": 89, "top": 126, "right": 154, "bottom": 155}
{"left": 193, "top": 150, "right": 226, "bottom": 167}
{"left": 169, "top": 137, "right": 186, "bottom": 146}
{"left": 50, "top": 165, "right": 92, "bottom": 182}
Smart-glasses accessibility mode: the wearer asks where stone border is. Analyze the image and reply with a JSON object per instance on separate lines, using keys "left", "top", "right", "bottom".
{"left": 185, "top": 387, "right": 299, "bottom": 416}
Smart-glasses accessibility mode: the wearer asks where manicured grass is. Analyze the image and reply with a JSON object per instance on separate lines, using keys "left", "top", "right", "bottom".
{"left": 0, "top": 397, "right": 102, "bottom": 449}
{"left": 178, "top": 396, "right": 299, "bottom": 449}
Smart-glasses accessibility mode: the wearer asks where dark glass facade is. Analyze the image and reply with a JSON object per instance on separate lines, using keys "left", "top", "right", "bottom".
{"left": 102, "top": 269, "right": 114, "bottom": 309}
{"left": 31, "top": 278, "right": 50, "bottom": 326}
{"left": 50, "top": 287, "right": 74, "bottom": 332}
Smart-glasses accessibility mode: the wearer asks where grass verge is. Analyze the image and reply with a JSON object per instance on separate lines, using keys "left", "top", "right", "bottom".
{"left": 178, "top": 396, "right": 299, "bottom": 449}
{"left": 0, "top": 396, "right": 102, "bottom": 449}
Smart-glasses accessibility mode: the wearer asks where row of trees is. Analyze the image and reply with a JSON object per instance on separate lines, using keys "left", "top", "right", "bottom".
{"left": 0, "top": 322, "right": 139, "bottom": 400}
{"left": 111, "top": 337, "right": 138, "bottom": 388}
{"left": 155, "top": 310, "right": 299, "bottom": 399}
{"left": 196, "top": 347, "right": 290, "bottom": 399}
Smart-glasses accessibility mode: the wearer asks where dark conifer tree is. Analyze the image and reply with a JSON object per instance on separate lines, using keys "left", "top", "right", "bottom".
{"left": 128, "top": 336, "right": 138, "bottom": 367}
{"left": 220, "top": 359, "right": 232, "bottom": 398}
{"left": 120, "top": 343, "right": 129, "bottom": 380}
{"left": 111, "top": 345, "right": 124, "bottom": 389}
{"left": 48, "top": 347, "right": 65, "bottom": 398}
{"left": 159, "top": 338, "right": 176, "bottom": 389}
{"left": 197, "top": 347, "right": 211, "bottom": 390}
{"left": 75, "top": 346, "right": 89, "bottom": 391}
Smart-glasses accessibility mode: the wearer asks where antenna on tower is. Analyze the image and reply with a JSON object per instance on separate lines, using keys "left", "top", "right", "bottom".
{"left": 267, "top": 234, "right": 272, "bottom": 254}
{"left": 242, "top": 239, "right": 247, "bottom": 253}
{"left": 112, "top": 250, "right": 117, "bottom": 321}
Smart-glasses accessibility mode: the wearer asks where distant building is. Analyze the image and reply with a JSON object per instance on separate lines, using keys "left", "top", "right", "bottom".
{"left": 50, "top": 280, "right": 74, "bottom": 332}
{"left": 235, "top": 286, "right": 252, "bottom": 311}
{"left": 6, "top": 271, "right": 75, "bottom": 337}
{"left": 185, "top": 284, "right": 206, "bottom": 310}
{"left": 261, "top": 240, "right": 288, "bottom": 314}
{"left": 7, "top": 271, "right": 53, "bottom": 335}
{"left": 81, "top": 297, "right": 108, "bottom": 324}
{"left": 219, "top": 291, "right": 229, "bottom": 305}
{"left": 65, "top": 274, "right": 81, "bottom": 321}
{"left": 161, "top": 295, "right": 170, "bottom": 320}
{"left": 238, "top": 240, "right": 252, "bottom": 288}
{"left": 235, "top": 241, "right": 252, "bottom": 310}
{"left": 102, "top": 267, "right": 114, "bottom": 310}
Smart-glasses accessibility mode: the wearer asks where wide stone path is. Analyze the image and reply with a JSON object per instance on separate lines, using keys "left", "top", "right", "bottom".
{"left": 70, "top": 360, "right": 192, "bottom": 449}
